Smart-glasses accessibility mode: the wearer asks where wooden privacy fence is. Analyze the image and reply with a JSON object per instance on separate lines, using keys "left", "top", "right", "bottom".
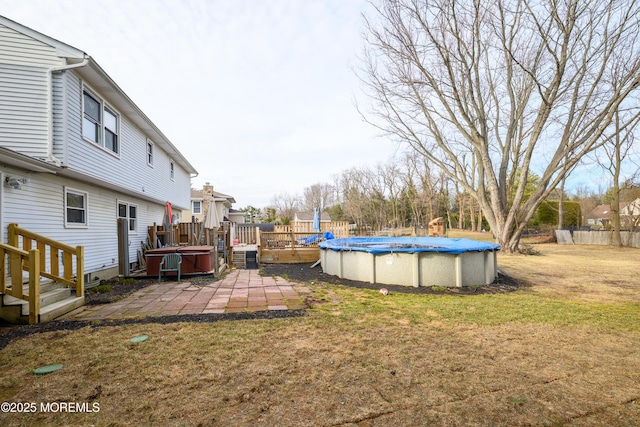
{"left": 274, "top": 221, "right": 349, "bottom": 238}
{"left": 1, "top": 223, "right": 84, "bottom": 324}
{"left": 148, "top": 222, "right": 223, "bottom": 248}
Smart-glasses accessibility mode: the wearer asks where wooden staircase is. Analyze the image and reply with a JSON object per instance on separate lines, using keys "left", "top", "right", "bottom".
{"left": 232, "top": 251, "right": 246, "bottom": 269}
{"left": 1, "top": 281, "right": 84, "bottom": 324}
{"left": 0, "top": 223, "right": 84, "bottom": 324}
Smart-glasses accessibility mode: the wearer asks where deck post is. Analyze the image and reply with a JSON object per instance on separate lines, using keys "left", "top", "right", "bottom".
{"left": 76, "top": 245, "right": 84, "bottom": 296}
{"left": 28, "top": 248, "right": 40, "bottom": 324}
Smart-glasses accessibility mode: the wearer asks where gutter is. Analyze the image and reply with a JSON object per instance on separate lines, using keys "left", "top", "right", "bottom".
{"left": 47, "top": 57, "right": 89, "bottom": 166}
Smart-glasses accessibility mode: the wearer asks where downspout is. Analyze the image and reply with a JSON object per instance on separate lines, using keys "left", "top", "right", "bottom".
{"left": 47, "top": 57, "right": 89, "bottom": 166}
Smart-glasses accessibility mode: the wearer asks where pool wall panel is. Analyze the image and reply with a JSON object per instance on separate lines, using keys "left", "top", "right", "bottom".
{"left": 320, "top": 244, "right": 499, "bottom": 288}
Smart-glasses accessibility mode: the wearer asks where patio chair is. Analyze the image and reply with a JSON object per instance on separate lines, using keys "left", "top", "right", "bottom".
{"left": 159, "top": 253, "right": 182, "bottom": 284}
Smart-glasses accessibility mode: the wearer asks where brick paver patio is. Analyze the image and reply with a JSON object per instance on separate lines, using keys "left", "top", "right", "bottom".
{"left": 72, "top": 269, "right": 310, "bottom": 320}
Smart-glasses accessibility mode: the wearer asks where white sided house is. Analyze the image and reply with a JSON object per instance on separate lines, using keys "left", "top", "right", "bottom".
{"left": 0, "top": 16, "right": 197, "bottom": 284}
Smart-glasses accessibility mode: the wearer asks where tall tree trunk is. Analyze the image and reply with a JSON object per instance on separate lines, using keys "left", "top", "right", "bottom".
{"left": 469, "top": 201, "right": 477, "bottom": 232}
{"left": 612, "top": 121, "right": 622, "bottom": 247}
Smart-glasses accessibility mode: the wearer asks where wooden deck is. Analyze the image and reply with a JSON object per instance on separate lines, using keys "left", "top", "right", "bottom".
{"left": 259, "top": 247, "right": 320, "bottom": 264}
{"left": 258, "top": 231, "right": 322, "bottom": 264}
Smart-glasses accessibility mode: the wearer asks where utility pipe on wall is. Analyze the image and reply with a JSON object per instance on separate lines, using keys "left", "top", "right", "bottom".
{"left": 47, "top": 57, "right": 89, "bottom": 166}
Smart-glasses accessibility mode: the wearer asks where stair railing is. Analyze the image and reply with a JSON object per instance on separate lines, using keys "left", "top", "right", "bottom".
{"left": 0, "top": 243, "right": 40, "bottom": 324}
{"left": 3, "top": 223, "right": 84, "bottom": 323}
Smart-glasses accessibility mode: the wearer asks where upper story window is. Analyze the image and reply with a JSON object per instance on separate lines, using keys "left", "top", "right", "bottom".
{"left": 170, "top": 160, "right": 175, "bottom": 181}
{"left": 82, "top": 87, "right": 119, "bottom": 155}
{"left": 104, "top": 107, "right": 118, "bottom": 153}
{"left": 192, "top": 201, "right": 202, "bottom": 214}
{"left": 65, "top": 187, "right": 88, "bottom": 228}
{"left": 147, "top": 140, "right": 154, "bottom": 166}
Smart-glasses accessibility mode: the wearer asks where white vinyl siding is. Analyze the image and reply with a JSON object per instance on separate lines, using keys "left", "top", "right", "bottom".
{"left": 59, "top": 72, "right": 191, "bottom": 208}
{"left": 0, "top": 22, "right": 65, "bottom": 158}
{"left": 1, "top": 168, "right": 166, "bottom": 273}
{"left": 0, "top": 22, "right": 64, "bottom": 67}
{"left": 0, "top": 63, "right": 50, "bottom": 157}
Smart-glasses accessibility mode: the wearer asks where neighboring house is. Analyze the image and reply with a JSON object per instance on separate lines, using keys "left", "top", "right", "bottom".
{"left": 620, "top": 198, "right": 640, "bottom": 229}
{"left": 293, "top": 211, "right": 332, "bottom": 224}
{"left": 0, "top": 16, "right": 197, "bottom": 279}
{"left": 585, "top": 202, "right": 639, "bottom": 230}
{"left": 586, "top": 205, "right": 612, "bottom": 229}
{"left": 228, "top": 208, "right": 246, "bottom": 224}
{"left": 187, "top": 183, "right": 236, "bottom": 226}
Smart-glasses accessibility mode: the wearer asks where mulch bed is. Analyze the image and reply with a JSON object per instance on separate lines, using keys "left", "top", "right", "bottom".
{"left": 260, "top": 262, "right": 520, "bottom": 295}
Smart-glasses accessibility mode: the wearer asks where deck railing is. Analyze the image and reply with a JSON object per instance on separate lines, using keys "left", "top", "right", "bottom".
{"left": 2, "top": 223, "right": 84, "bottom": 324}
{"left": 0, "top": 243, "right": 40, "bottom": 324}
{"left": 260, "top": 232, "right": 324, "bottom": 250}
{"left": 274, "top": 221, "right": 349, "bottom": 238}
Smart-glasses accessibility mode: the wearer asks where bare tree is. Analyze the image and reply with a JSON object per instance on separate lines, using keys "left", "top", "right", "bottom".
{"left": 302, "top": 183, "right": 335, "bottom": 213}
{"left": 271, "top": 192, "right": 300, "bottom": 224}
{"left": 359, "top": 0, "right": 640, "bottom": 252}
{"left": 595, "top": 109, "right": 640, "bottom": 245}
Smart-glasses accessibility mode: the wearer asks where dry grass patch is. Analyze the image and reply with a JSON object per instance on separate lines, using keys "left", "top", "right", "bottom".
{"left": 1, "top": 315, "right": 639, "bottom": 426}
{"left": 498, "top": 244, "right": 640, "bottom": 304}
{"left": 2, "top": 243, "right": 640, "bottom": 426}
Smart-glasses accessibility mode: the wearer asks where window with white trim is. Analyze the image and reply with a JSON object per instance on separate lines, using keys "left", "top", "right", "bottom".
{"left": 118, "top": 201, "right": 138, "bottom": 232}
{"left": 82, "top": 87, "right": 119, "bottom": 155}
{"left": 146, "top": 140, "right": 154, "bottom": 166}
{"left": 192, "top": 201, "right": 201, "bottom": 214}
{"left": 170, "top": 160, "right": 175, "bottom": 180}
{"left": 65, "top": 187, "right": 88, "bottom": 228}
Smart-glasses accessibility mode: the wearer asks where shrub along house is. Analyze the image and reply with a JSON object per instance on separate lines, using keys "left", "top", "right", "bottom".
{"left": 0, "top": 15, "right": 197, "bottom": 322}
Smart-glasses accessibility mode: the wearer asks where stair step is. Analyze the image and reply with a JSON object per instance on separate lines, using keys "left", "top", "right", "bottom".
{"left": 2, "top": 281, "right": 61, "bottom": 303}
{"left": 3, "top": 285, "right": 71, "bottom": 310}
{"left": 39, "top": 296, "right": 85, "bottom": 323}
{"left": 20, "top": 288, "right": 71, "bottom": 316}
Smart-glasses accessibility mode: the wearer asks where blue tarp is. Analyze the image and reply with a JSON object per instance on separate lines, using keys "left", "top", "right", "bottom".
{"left": 318, "top": 237, "right": 500, "bottom": 255}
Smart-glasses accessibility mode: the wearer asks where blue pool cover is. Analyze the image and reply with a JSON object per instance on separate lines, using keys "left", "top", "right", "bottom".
{"left": 318, "top": 237, "right": 501, "bottom": 255}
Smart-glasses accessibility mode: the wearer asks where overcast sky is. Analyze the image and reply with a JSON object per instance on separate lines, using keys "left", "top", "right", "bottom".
{"left": 0, "top": 0, "right": 398, "bottom": 208}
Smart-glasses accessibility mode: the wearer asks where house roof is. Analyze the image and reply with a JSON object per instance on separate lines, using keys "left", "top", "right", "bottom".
{"left": 0, "top": 15, "right": 198, "bottom": 177}
{"left": 586, "top": 205, "right": 611, "bottom": 220}
{"left": 190, "top": 188, "right": 236, "bottom": 204}
{"left": 295, "top": 211, "right": 331, "bottom": 222}
{"left": 213, "top": 190, "right": 236, "bottom": 204}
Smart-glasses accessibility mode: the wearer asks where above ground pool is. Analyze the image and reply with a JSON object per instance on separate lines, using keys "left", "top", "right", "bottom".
{"left": 318, "top": 237, "right": 501, "bottom": 288}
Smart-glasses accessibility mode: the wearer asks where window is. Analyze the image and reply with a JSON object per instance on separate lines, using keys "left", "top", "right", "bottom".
{"left": 65, "top": 188, "right": 88, "bottom": 228}
{"left": 82, "top": 88, "right": 119, "bottom": 155}
{"left": 83, "top": 92, "right": 100, "bottom": 143}
{"left": 147, "top": 140, "right": 154, "bottom": 166}
{"left": 104, "top": 107, "right": 118, "bottom": 153}
{"left": 118, "top": 201, "right": 138, "bottom": 232}
{"left": 170, "top": 160, "right": 175, "bottom": 180}
{"left": 192, "top": 201, "right": 201, "bottom": 214}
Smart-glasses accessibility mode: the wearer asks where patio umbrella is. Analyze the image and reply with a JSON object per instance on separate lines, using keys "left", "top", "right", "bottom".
{"left": 204, "top": 204, "right": 220, "bottom": 229}
{"left": 313, "top": 208, "right": 321, "bottom": 232}
{"left": 164, "top": 201, "right": 173, "bottom": 245}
